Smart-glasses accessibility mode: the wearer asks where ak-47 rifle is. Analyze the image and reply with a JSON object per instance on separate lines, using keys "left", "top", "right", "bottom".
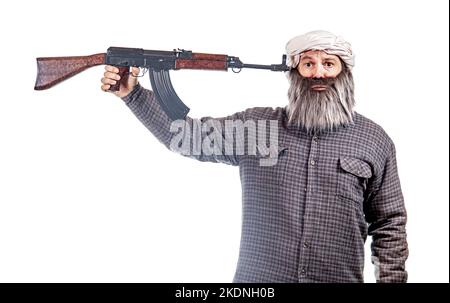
{"left": 34, "top": 47, "right": 290, "bottom": 120}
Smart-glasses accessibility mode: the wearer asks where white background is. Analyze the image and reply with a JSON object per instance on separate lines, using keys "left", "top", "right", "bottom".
{"left": 0, "top": 0, "right": 448, "bottom": 283}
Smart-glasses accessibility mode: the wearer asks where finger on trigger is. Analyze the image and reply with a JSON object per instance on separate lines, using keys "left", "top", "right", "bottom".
{"left": 131, "top": 67, "right": 140, "bottom": 77}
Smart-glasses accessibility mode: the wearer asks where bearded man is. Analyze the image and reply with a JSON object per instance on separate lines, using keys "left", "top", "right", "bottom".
{"left": 101, "top": 30, "right": 408, "bottom": 283}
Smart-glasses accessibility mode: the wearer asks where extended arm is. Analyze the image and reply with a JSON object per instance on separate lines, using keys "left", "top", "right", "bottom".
{"left": 122, "top": 83, "right": 245, "bottom": 166}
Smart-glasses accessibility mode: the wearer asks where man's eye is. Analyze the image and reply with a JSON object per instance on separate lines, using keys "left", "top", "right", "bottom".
{"left": 304, "top": 62, "right": 312, "bottom": 67}
{"left": 325, "top": 62, "right": 334, "bottom": 67}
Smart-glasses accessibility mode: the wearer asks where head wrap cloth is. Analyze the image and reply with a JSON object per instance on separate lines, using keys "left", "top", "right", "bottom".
{"left": 285, "top": 30, "right": 355, "bottom": 70}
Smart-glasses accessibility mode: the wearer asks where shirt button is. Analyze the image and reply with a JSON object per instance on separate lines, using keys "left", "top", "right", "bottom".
{"left": 313, "top": 136, "right": 319, "bottom": 143}
{"left": 300, "top": 267, "right": 307, "bottom": 276}
{"left": 303, "top": 242, "right": 310, "bottom": 248}
{"left": 310, "top": 160, "right": 316, "bottom": 166}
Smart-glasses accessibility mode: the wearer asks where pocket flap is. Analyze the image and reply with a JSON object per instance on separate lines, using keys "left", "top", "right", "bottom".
{"left": 339, "top": 157, "right": 372, "bottom": 178}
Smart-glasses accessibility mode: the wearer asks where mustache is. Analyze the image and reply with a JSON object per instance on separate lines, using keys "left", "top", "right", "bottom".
{"left": 304, "top": 77, "right": 336, "bottom": 87}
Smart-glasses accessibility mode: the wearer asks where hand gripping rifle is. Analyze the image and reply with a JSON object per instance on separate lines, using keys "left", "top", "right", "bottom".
{"left": 34, "top": 47, "right": 290, "bottom": 120}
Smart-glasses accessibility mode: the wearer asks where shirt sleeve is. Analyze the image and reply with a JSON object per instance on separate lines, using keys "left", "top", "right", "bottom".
{"left": 364, "top": 142, "right": 409, "bottom": 283}
{"left": 122, "top": 84, "right": 246, "bottom": 166}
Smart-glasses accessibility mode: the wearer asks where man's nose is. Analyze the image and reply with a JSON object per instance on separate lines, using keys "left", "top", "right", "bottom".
{"left": 312, "top": 64, "right": 326, "bottom": 78}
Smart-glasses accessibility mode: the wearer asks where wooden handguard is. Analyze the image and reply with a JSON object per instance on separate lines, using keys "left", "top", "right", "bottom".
{"left": 175, "top": 53, "right": 228, "bottom": 70}
{"left": 34, "top": 53, "right": 105, "bottom": 90}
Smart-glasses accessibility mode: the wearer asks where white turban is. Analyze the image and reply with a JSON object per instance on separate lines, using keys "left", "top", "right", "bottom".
{"left": 285, "top": 30, "right": 354, "bottom": 70}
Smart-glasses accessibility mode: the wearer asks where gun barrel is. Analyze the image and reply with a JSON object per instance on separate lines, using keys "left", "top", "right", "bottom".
{"left": 241, "top": 63, "right": 290, "bottom": 71}
{"left": 227, "top": 54, "right": 290, "bottom": 72}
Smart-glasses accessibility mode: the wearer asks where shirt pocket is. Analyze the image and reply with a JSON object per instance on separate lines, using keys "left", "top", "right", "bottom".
{"left": 337, "top": 156, "right": 372, "bottom": 204}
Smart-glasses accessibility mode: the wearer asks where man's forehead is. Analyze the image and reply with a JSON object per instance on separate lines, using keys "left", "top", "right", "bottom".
{"left": 300, "top": 50, "right": 340, "bottom": 60}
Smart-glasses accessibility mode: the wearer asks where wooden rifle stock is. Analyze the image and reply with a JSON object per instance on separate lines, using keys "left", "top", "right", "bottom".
{"left": 34, "top": 53, "right": 106, "bottom": 90}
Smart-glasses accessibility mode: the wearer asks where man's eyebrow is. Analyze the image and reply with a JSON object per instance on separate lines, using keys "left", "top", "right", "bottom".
{"left": 323, "top": 57, "right": 338, "bottom": 62}
{"left": 300, "top": 55, "right": 314, "bottom": 61}
{"left": 300, "top": 55, "right": 339, "bottom": 62}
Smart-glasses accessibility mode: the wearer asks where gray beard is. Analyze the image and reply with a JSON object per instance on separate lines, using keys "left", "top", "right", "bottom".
{"left": 287, "top": 67, "right": 355, "bottom": 134}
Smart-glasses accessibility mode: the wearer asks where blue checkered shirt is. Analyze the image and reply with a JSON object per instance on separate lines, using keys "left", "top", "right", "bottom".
{"left": 122, "top": 84, "right": 408, "bottom": 283}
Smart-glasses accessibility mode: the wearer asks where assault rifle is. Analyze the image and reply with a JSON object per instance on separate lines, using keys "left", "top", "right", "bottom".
{"left": 34, "top": 47, "right": 290, "bottom": 120}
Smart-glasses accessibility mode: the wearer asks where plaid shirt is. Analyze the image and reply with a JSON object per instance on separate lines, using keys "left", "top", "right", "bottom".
{"left": 123, "top": 84, "right": 408, "bottom": 283}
